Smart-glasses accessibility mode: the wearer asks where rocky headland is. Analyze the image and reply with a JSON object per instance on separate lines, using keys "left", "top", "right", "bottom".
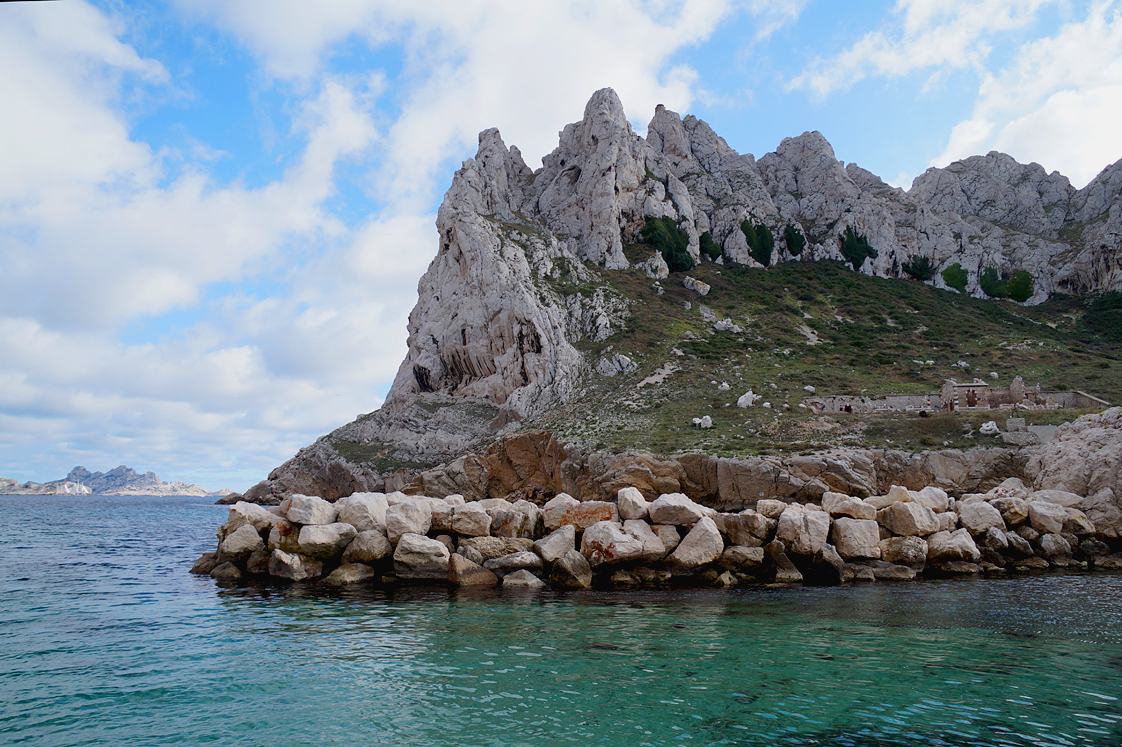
{"left": 210, "top": 88, "right": 1122, "bottom": 589}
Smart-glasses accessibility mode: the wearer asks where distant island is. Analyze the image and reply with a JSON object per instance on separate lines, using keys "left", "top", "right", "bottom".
{"left": 0, "top": 465, "right": 231, "bottom": 497}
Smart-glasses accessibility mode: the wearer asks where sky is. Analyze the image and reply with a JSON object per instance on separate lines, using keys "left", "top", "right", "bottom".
{"left": 2, "top": 0, "right": 1121, "bottom": 492}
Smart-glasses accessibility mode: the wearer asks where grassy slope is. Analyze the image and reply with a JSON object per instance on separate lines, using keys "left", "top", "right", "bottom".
{"left": 529, "top": 256, "right": 1122, "bottom": 458}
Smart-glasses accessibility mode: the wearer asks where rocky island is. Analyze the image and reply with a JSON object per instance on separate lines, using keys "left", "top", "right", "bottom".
{"left": 1, "top": 465, "right": 229, "bottom": 497}
{"left": 199, "top": 88, "right": 1122, "bottom": 588}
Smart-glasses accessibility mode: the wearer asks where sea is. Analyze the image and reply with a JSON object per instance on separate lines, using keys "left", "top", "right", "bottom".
{"left": 2, "top": 494, "right": 1121, "bottom": 747}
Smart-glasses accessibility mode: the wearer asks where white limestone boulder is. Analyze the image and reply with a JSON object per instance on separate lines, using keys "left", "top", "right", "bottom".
{"left": 298, "top": 522, "right": 358, "bottom": 559}
{"left": 878, "top": 502, "right": 939, "bottom": 537}
{"left": 393, "top": 533, "right": 450, "bottom": 579}
{"left": 830, "top": 518, "right": 881, "bottom": 560}
{"left": 334, "top": 492, "right": 388, "bottom": 533}
{"left": 534, "top": 524, "right": 576, "bottom": 564}
{"left": 667, "top": 516, "right": 724, "bottom": 569}
{"left": 957, "top": 501, "right": 1006, "bottom": 535}
{"left": 1027, "top": 501, "right": 1067, "bottom": 535}
{"left": 451, "top": 503, "right": 492, "bottom": 537}
{"left": 649, "top": 493, "right": 706, "bottom": 525}
{"left": 927, "top": 529, "right": 981, "bottom": 563}
{"left": 617, "top": 486, "right": 650, "bottom": 520}
{"left": 581, "top": 520, "right": 645, "bottom": 566}
{"left": 386, "top": 501, "right": 432, "bottom": 544}
{"left": 623, "top": 519, "right": 667, "bottom": 561}
{"left": 341, "top": 530, "right": 392, "bottom": 564}
{"left": 776, "top": 503, "right": 831, "bottom": 555}
{"left": 268, "top": 549, "right": 323, "bottom": 581}
{"left": 543, "top": 493, "right": 581, "bottom": 530}
{"left": 285, "top": 494, "right": 336, "bottom": 526}
{"left": 219, "top": 523, "right": 265, "bottom": 561}
{"left": 821, "top": 492, "right": 876, "bottom": 520}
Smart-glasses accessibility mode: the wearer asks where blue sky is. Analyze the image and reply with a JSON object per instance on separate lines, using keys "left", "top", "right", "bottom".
{"left": 2, "top": 0, "right": 1121, "bottom": 491}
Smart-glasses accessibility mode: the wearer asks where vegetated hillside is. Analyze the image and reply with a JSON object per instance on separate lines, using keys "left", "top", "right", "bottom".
{"left": 528, "top": 256, "right": 1122, "bottom": 458}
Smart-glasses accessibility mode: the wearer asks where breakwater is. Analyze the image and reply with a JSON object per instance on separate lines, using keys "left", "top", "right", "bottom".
{"left": 193, "top": 476, "right": 1122, "bottom": 588}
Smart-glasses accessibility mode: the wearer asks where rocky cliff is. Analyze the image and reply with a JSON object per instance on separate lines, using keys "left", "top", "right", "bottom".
{"left": 0, "top": 465, "right": 228, "bottom": 496}
{"left": 245, "top": 88, "right": 1122, "bottom": 502}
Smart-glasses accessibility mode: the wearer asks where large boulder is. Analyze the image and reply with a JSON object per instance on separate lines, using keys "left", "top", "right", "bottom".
{"left": 484, "top": 551, "right": 544, "bottom": 576}
{"left": 879, "top": 536, "right": 928, "bottom": 570}
{"left": 448, "top": 553, "right": 499, "bottom": 587}
{"left": 458, "top": 536, "right": 534, "bottom": 561}
{"left": 334, "top": 492, "right": 388, "bottom": 532}
{"left": 219, "top": 523, "right": 265, "bottom": 561}
{"left": 511, "top": 500, "right": 545, "bottom": 538}
{"left": 718, "top": 546, "right": 766, "bottom": 572}
{"left": 821, "top": 492, "right": 876, "bottom": 520}
{"left": 221, "top": 501, "right": 284, "bottom": 539}
{"left": 581, "top": 521, "right": 646, "bottom": 566}
{"left": 1027, "top": 501, "right": 1067, "bottom": 535}
{"left": 341, "top": 530, "right": 393, "bottom": 564}
{"left": 549, "top": 549, "right": 593, "bottom": 588}
{"left": 393, "top": 533, "right": 450, "bottom": 579}
{"left": 451, "top": 503, "right": 492, "bottom": 536}
{"left": 323, "top": 563, "right": 376, "bottom": 585}
{"left": 502, "top": 570, "right": 546, "bottom": 589}
{"left": 830, "top": 518, "right": 881, "bottom": 560}
{"left": 989, "top": 496, "right": 1028, "bottom": 525}
{"left": 878, "top": 502, "right": 939, "bottom": 537}
{"left": 623, "top": 520, "right": 668, "bottom": 561}
{"left": 927, "top": 529, "right": 981, "bottom": 563}
{"left": 285, "top": 494, "right": 336, "bottom": 526}
{"left": 268, "top": 549, "right": 323, "bottom": 581}
{"left": 543, "top": 493, "right": 581, "bottom": 530}
{"left": 721, "top": 511, "right": 776, "bottom": 546}
{"left": 913, "top": 486, "right": 951, "bottom": 513}
{"left": 534, "top": 524, "right": 576, "bottom": 564}
{"left": 617, "top": 486, "right": 651, "bottom": 520}
{"left": 649, "top": 493, "right": 707, "bottom": 525}
{"left": 958, "top": 501, "right": 1006, "bottom": 535}
{"left": 298, "top": 522, "right": 358, "bottom": 558}
{"left": 1039, "top": 533, "right": 1073, "bottom": 560}
{"left": 776, "top": 504, "right": 831, "bottom": 555}
{"left": 667, "top": 516, "right": 724, "bottom": 569}
{"left": 386, "top": 502, "right": 432, "bottom": 544}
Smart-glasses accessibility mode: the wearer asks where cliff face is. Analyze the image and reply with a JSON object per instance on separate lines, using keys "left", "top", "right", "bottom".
{"left": 245, "top": 88, "right": 1122, "bottom": 502}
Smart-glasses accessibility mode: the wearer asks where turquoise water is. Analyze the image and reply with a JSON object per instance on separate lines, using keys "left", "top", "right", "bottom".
{"left": 2, "top": 495, "right": 1121, "bottom": 746}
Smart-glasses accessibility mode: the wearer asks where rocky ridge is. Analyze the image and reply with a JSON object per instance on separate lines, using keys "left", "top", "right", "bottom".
{"left": 245, "top": 88, "right": 1122, "bottom": 501}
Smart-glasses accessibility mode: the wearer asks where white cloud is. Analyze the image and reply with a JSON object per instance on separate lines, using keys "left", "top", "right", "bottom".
{"left": 1, "top": 0, "right": 741, "bottom": 489}
{"left": 934, "top": 1, "right": 1122, "bottom": 187}
{"left": 788, "top": 0, "right": 1058, "bottom": 97}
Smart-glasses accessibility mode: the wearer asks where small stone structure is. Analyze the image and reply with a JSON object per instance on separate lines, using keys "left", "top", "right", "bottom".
{"left": 805, "top": 376, "right": 1108, "bottom": 414}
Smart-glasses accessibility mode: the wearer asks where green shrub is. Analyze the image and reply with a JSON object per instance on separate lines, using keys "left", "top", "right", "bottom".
{"left": 942, "top": 263, "right": 968, "bottom": 292}
{"left": 902, "top": 255, "right": 934, "bottom": 281}
{"left": 783, "top": 224, "right": 805, "bottom": 256}
{"left": 741, "top": 219, "right": 774, "bottom": 267}
{"left": 1005, "top": 271, "right": 1034, "bottom": 302}
{"left": 980, "top": 266, "right": 1005, "bottom": 297}
{"left": 640, "top": 216, "right": 694, "bottom": 273}
{"left": 699, "top": 231, "right": 722, "bottom": 261}
{"left": 838, "top": 226, "right": 877, "bottom": 271}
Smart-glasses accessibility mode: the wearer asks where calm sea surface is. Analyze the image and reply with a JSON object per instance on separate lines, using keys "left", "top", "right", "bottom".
{"left": 2, "top": 494, "right": 1121, "bottom": 747}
